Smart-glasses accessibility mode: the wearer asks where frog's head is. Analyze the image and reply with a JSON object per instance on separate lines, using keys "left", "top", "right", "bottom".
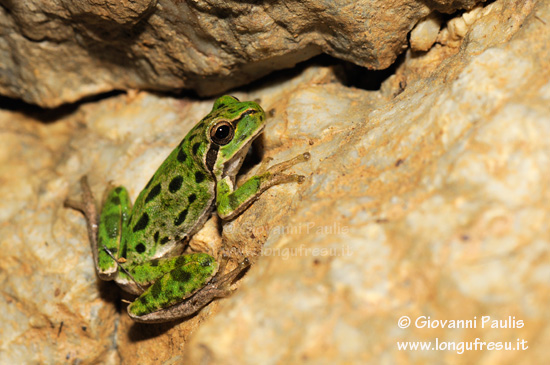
{"left": 204, "top": 95, "right": 266, "bottom": 180}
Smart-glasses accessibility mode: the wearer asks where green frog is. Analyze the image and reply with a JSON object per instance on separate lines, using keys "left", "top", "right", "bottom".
{"left": 65, "top": 95, "right": 309, "bottom": 323}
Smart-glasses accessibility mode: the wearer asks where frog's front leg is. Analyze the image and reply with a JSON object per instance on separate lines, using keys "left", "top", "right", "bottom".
{"left": 216, "top": 152, "right": 311, "bottom": 220}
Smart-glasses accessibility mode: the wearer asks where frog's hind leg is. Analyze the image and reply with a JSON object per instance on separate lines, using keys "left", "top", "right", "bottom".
{"left": 127, "top": 254, "right": 250, "bottom": 323}
{"left": 127, "top": 253, "right": 219, "bottom": 323}
{"left": 96, "top": 184, "right": 132, "bottom": 279}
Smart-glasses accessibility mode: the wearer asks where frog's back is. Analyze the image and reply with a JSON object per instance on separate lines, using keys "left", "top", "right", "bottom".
{"left": 119, "top": 96, "right": 266, "bottom": 263}
{"left": 121, "top": 122, "right": 215, "bottom": 263}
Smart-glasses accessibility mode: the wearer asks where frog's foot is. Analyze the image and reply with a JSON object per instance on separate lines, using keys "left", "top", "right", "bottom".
{"left": 210, "top": 257, "right": 251, "bottom": 290}
{"left": 256, "top": 156, "right": 274, "bottom": 174}
{"left": 260, "top": 152, "right": 311, "bottom": 190}
{"left": 217, "top": 152, "right": 311, "bottom": 220}
{"left": 258, "top": 152, "right": 310, "bottom": 176}
{"left": 64, "top": 176, "right": 100, "bottom": 259}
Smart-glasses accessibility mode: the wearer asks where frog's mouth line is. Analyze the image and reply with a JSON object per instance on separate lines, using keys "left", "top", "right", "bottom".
{"left": 221, "top": 138, "right": 256, "bottom": 182}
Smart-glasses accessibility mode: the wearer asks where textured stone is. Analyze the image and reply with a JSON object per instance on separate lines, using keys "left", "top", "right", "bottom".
{"left": 0, "top": 0, "right": 484, "bottom": 107}
{"left": 410, "top": 13, "right": 442, "bottom": 51}
{"left": 1, "top": 0, "right": 549, "bottom": 363}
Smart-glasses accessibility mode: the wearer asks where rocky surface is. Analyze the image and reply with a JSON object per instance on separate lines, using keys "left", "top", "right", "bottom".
{"left": 0, "top": 0, "right": 485, "bottom": 108}
{"left": 1, "top": 0, "right": 549, "bottom": 363}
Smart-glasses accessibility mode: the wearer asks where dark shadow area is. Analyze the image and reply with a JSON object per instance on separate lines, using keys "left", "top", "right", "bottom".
{"left": 0, "top": 53, "right": 401, "bottom": 125}
{"left": 238, "top": 136, "right": 265, "bottom": 176}
{"left": 127, "top": 316, "right": 183, "bottom": 341}
{"left": 234, "top": 54, "right": 346, "bottom": 95}
{"left": 419, "top": 0, "right": 496, "bottom": 15}
{"left": 146, "top": 88, "right": 200, "bottom": 103}
{"left": 228, "top": 53, "right": 399, "bottom": 97}
{"left": 97, "top": 279, "right": 123, "bottom": 311}
{"left": 0, "top": 90, "right": 125, "bottom": 124}
{"left": 341, "top": 58, "right": 399, "bottom": 91}
{"left": 147, "top": 53, "right": 400, "bottom": 118}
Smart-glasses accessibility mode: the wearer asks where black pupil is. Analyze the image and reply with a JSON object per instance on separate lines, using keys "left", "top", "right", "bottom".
{"left": 215, "top": 125, "right": 230, "bottom": 139}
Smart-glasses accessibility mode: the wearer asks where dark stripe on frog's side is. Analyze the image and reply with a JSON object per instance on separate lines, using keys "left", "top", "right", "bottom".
{"left": 205, "top": 143, "right": 219, "bottom": 172}
{"left": 136, "top": 243, "right": 146, "bottom": 253}
{"left": 160, "top": 237, "right": 170, "bottom": 245}
{"left": 153, "top": 231, "right": 159, "bottom": 243}
{"left": 188, "top": 193, "right": 196, "bottom": 203}
{"left": 111, "top": 196, "right": 121, "bottom": 205}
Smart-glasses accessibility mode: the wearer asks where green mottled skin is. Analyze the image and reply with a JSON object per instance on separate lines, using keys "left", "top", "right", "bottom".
{"left": 84, "top": 95, "right": 310, "bottom": 322}
{"left": 98, "top": 187, "right": 131, "bottom": 272}
{"left": 98, "top": 96, "right": 268, "bottom": 320}
{"left": 128, "top": 253, "right": 215, "bottom": 316}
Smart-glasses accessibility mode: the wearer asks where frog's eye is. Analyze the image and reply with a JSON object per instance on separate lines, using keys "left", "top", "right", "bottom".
{"left": 210, "top": 121, "right": 234, "bottom": 145}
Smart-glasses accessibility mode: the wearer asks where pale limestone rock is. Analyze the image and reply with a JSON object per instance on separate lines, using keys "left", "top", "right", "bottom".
{"left": 0, "top": 0, "right": 486, "bottom": 107}
{"left": 0, "top": 0, "right": 549, "bottom": 364}
{"left": 410, "top": 13, "right": 442, "bottom": 52}
{"left": 438, "top": 2, "right": 496, "bottom": 47}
